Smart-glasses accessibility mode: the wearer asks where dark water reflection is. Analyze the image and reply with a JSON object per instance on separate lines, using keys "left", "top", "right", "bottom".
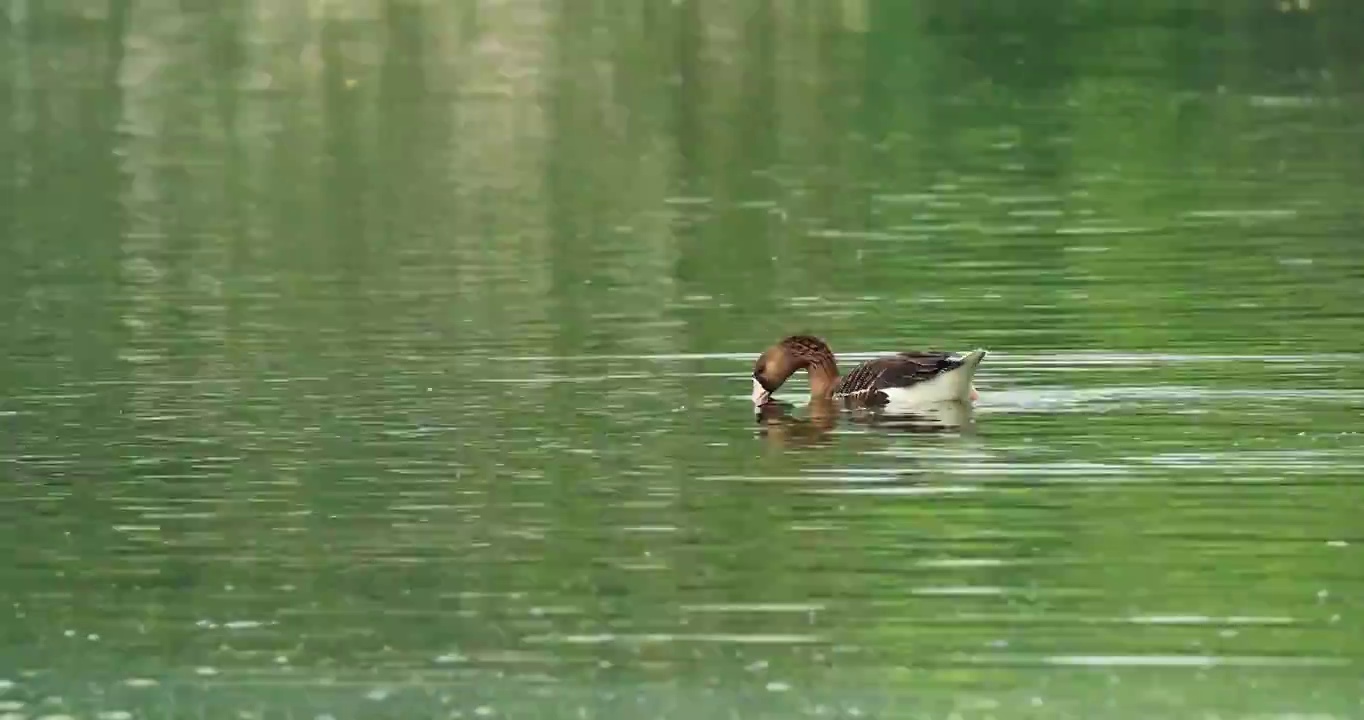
{"left": 3, "top": 1, "right": 1364, "bottom": 718}
{"left": 755, "top": 398, "right": 978, "bottom": 446}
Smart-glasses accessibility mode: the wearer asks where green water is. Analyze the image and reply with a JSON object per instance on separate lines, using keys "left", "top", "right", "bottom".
{"left": 3, "top": 2, "right": 1364, "bottom": 718}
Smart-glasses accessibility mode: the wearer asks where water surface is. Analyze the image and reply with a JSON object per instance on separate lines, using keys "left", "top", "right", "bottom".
{"left": 2, "top": 2, "right": 1363, "bottom": 718}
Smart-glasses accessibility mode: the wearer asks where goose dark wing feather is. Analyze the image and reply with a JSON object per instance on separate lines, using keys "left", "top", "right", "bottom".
{"left": 833, "top": 352, "right": 964, "bottom": 399}
{"left": 832, "top": 360, "right": 888, "bottom": 397}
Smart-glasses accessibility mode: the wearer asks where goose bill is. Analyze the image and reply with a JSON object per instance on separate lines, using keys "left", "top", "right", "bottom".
{"left": 751, "top": 378, "right": 771, "bottom": 405}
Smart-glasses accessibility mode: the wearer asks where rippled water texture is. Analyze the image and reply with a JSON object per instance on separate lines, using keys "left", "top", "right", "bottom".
{"left": 2, "top": 2, "right": 1363, "bottom": 719}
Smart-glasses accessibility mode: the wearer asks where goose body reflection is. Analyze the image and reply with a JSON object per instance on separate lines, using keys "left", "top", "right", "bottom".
{"left": 756, "top": 396, "right": 977, "bottom": 446}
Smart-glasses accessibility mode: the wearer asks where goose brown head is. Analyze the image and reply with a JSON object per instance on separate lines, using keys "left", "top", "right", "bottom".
{"left": 751, "top": 335, "right": 841, "bottom": 404}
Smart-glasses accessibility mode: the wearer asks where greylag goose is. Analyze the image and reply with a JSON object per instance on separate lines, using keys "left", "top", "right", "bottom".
{"left": 750, "top": 335, "right": 986, "bottom": 407}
